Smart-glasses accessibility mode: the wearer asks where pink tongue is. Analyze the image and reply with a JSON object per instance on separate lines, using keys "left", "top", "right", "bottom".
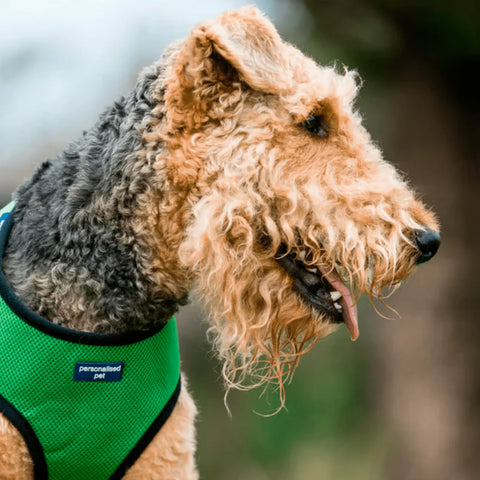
{"left": 318, "top": 266, "right": 359, "bottom": 341}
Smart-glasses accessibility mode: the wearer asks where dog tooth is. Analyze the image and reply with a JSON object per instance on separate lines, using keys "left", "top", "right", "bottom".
{"left": 334, "top": 302, "right": 343, "bottom": 312}
{"left": 330, "top": 291, "right": 342, "bottom": 301}
{"left": 298, "top": 251, "right": 306, "bottom": 262}
{"left": 305, "top": 266, "right": 318, "bottom": 274}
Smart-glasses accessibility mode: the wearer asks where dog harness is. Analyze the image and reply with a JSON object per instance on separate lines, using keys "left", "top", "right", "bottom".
{"left": 0, "top": 202, "right": 181, "bottom": 479}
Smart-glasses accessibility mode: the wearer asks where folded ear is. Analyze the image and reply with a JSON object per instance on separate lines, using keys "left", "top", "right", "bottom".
{"left": 165, "top": 6, "right": 291, "bottom": 130}
{"left": 201, "top": 6, "right": 290, "bottom": 93}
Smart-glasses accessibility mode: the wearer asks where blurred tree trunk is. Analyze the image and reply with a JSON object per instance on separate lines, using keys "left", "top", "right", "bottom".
{"left": 298, "top": 1, "right": 480, "bottom": 478}
{"left": 372, "top": 59, "right": 480, "bottom": 480}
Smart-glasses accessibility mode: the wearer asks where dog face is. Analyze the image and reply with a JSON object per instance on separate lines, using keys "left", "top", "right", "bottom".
{"left": 153, "top": 7, "right": 439, "bottom": 393}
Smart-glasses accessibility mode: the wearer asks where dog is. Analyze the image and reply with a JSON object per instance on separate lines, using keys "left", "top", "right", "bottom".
{"left": 0, "top": 6, "right": 440, "bottom": 479}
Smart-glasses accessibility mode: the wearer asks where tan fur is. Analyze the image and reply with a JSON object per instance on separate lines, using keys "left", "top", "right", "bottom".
{"left": 123, "top": 380, "right": 198, "bottom": 480}
{"left": 0, "top": 6, "right": 438, "bottom": 478}
{"left": 139, "top": 6, "right": 437, "bottom": 394}
{"left": 0, "top": 414, "right": 33, "bottom": 479}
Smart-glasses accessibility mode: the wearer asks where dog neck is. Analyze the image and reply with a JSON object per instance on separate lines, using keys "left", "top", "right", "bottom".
{"left": 1, "top": 59, "right": 195, "bottom": 335}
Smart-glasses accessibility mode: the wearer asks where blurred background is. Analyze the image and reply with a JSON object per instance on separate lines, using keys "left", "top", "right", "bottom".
{"left": 1, "top": 1, "right": 478, "bottom": 479}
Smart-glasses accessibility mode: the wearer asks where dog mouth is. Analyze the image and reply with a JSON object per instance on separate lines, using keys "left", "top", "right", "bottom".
{"left": 274, "top": 244, "right": 359, "bottom": 340}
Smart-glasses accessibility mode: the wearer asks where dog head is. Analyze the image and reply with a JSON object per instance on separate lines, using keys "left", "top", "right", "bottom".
{"left": 146, "top": 6, "right": 440, "bottom": 396}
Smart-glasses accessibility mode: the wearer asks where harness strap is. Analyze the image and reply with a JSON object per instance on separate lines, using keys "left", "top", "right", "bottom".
{"left": 0, "top": 203, "right": 181, "bottom": 479}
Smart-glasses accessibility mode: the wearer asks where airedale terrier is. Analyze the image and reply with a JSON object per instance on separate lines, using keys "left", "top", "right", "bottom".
{"left": 0, "top": 6, "right": 439, "bottom": 479}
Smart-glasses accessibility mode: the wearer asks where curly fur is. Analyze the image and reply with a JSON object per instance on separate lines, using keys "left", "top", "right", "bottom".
{"left": 0, "top": 6, "right": 438, "bottom": 478}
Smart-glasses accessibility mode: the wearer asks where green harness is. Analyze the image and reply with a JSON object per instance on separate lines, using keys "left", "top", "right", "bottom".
{"left": 0, "top": 202, "right": 181, "bottom": 479}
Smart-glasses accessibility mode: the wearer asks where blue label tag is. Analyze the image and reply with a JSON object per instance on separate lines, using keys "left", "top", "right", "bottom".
{"left": 73, "top": 362, "right": 124, "bottom": 382}
{"left": 0, "top": 212, "right": 10, "bottom": 231}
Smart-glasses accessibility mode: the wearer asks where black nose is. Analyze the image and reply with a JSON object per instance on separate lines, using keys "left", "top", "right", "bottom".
{"left": 414, "top": 229, "right": 441, "bottom": 264}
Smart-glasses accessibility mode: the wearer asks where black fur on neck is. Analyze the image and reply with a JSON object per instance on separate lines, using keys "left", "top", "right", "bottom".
{"left": 2, "top": 60, "right": 188, "bottom": 334}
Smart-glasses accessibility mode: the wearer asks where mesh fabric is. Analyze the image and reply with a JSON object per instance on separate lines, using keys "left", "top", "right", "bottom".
{"left": 0, "top": 203, "right": 180, "bottom": 479}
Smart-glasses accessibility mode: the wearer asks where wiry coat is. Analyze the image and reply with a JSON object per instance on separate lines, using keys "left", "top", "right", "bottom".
{"left": 0, "top": 6, "right": 438, "bottom": 479}
{"left": 3, "top": 50, "right": 186, "bottom": 334}
{"left": 0, "top": 42, "right": 198, "bottom": 480}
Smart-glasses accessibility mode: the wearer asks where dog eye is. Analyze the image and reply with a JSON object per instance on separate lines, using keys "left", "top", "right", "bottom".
{"left": 301, "top": 115, "right": 328, "bottom": 138}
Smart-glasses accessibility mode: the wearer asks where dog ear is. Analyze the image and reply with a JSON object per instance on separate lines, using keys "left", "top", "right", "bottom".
{"left": 200, "top": 6, "right": 291, "bottom": 94}
{"left": 168, "top": 6, "right": 291, "bottom": 113}
{"left": 162, "top": 7, "right": 290, "bottom": 185}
